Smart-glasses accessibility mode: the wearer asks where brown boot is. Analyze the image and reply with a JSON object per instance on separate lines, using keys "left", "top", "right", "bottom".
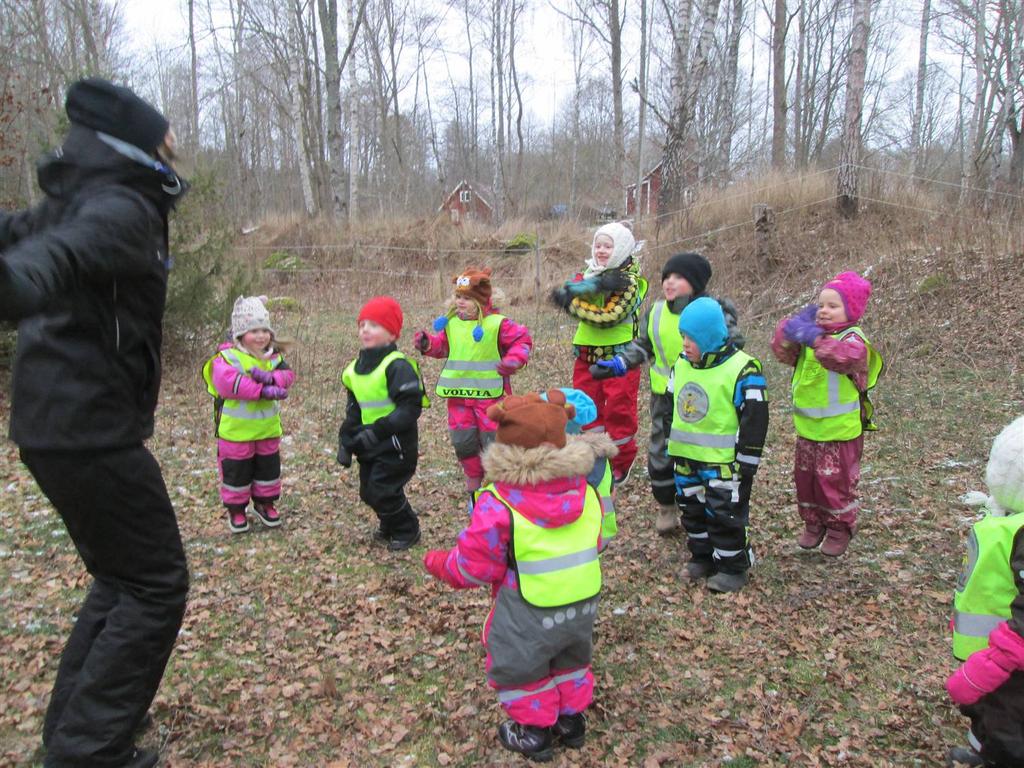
{"left": 820, "top": 526, "right": 852, "bottom": 557}
{"left": 655, "top": 504, "right": 679, "bottom": 535}
{"left": 797, "top": 522, "right": 826, "bottom": 549}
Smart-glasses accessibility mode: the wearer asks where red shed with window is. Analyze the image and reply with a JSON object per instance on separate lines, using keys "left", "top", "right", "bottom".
{"left": 439, "top": 180, "right": 493, "bottom": 225}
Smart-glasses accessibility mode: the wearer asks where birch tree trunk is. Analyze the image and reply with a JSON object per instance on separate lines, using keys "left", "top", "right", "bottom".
{"left": 771, "top": 0, "right": 787, "bottom": 169}
{"left": 188, "top": 0, "right": 200, "bottom": 145}
{"left": 635, "top": 0, "right": 648, "bottom": 218}
{"left": 347, "top": 0, "right": 360, "bottom": 218}
{"left": 911, "top": 0, "right": 930, "bottom": 177}
{"left": 836, "top": 0, "right": 870, "bottom": 218}
{"left": 718, "top": 0, "right": 745, "bottom": 179}
{"left": 318, "top": 0, "right": 346, "bottom": 219}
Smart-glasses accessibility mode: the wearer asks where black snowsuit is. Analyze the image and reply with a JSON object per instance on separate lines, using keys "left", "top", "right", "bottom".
{"left": 0, "top": 125, "right": 189, "bottom": 766}
{"left": 339, "top": 343, "right": 424, "bottom": 540}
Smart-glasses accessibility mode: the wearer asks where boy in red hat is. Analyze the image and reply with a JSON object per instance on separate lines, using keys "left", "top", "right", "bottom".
{"left": 338, "top": 296, "right": 428, "bottom": 550}
{"left": 414, "top": 267, "right": 532, "bottom": 499}
{"left": 771, "top": 271, "right": 883, "bottom": 556}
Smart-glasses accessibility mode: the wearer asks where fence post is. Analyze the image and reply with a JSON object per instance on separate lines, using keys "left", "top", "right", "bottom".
{"left": 753, "top": 204, "right": 776, "bottom": 268}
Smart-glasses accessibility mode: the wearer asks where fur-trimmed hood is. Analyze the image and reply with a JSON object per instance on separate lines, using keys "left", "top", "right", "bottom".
{"left": 483, "top": 439, "right": 597, "bottom": 486}
{"left": 569, "top": 431, "right": 618, "bottom": 461}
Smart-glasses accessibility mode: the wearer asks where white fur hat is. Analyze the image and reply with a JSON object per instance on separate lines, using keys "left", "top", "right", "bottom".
{"left": 584, "top": 221, "right": 640, "bottom": 276}
{"left": 986, "top": 415, "right": 1024, "bottom": 515}
{"left": 231, "top": 295, "right": 274, "bottom": 340}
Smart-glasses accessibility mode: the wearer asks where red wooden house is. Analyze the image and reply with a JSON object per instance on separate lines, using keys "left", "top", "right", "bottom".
{"left": 439, "top": 180, "right": 493, "bottom": 225}
{"left": 626, "top": 162, "right": 662, "bottom": 217}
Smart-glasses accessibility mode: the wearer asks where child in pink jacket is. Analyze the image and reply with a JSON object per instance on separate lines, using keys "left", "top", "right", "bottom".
{"left": 771, "top": 271, "right": 882, "bottom": 556}
{"left": 203, "top": 296, "right": 295, "bottom": 533}
{"left": 424, "top": 390, "right": 603, "bottom": 762}
{"left": 413, "top": 266, "right": 532, "bottom": 495}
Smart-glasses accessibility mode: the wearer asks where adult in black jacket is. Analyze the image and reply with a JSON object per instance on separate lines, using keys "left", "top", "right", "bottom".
{"left": 0, "top": 79, "right": 189, "bottom": 768}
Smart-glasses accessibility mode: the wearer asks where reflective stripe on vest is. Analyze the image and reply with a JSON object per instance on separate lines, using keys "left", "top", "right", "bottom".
{"left": 215, "top": 348, "right": 284, "bottom": 441}
{"left": 436, "top": 314, "right": 504, "bottom": 398}
{"left": 487, "top": 484, "right": 603, "bottom": 608}
{"left": 343, "top": 350, "right": 402, "bottom": 424}
{"left": 667, "top": 350, "right": 754, "bottom": 464}
{"left": 572, "top": 277, "right": 650, "bottom": 348}
{"left": 952, "top": 511, "right": 1024, "bottom": 661}
{"left": 593, "top": 459, "right": 617, "bottom": 550}
{"left": 648, "top": 299, "right": 683, "bottom": 395}
{"left": 791, "top": 326, "right": 882, "bottom": 441}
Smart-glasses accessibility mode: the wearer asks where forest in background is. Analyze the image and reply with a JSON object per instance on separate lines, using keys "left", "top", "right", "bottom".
{"left": 1, "top": 0, "right": 1022, "bottom": 227}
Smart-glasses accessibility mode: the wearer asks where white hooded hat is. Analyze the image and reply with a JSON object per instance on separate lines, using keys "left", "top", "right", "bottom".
{"left": 986, "top": 415, "right": 1024, "bottom": 516}
{"left": 584, "top": 221, "right": 641, "bottom": 276}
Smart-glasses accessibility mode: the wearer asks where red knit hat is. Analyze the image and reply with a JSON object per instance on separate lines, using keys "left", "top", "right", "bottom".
{"left": 358, "top": 295, "right": 403, "bottom": 338}
{"left": 486, "top": 390, "right": 576, "bottom": 450}
{"left": 453, "top": 266, "right": 493, "bottom": 308}
{"left": 823, "top": 271, "right": 872, "bottom": 322}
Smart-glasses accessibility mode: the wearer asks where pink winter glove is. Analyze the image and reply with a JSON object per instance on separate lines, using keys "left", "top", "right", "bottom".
{"left": 947, "top": 622, "right": 1024, "bottom": 706}
{"left": 496, "top": 358, "right": 521, "bottom": 376}
{"left": 249, "top": 367, "right": 275, "bottom": 385}
{"left": 423, "top": 550, "right": 448, "bottom": 580}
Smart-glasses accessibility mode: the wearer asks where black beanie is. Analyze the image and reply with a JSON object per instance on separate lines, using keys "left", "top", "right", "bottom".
{"left": 661, "top": 252, "right": 712, "bottom": 295}
{"left": 65, "top": 78, "right": 170, "bottom": 154}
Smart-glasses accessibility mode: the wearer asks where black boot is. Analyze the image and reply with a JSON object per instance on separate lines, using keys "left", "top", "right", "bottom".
{"left": 552, "top": 712, "right": 586, "bottom": 748}
{"left": 946, "top": 745, "right": 986, "bottom": 767}
{"left": 123, "top": 747, "right": 159, "bottom": 768}
{"left": 497, "top": 720, "right": 554, "bottom": 762}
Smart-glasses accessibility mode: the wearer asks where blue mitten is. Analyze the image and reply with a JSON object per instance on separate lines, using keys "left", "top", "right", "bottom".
{"left": 589, "top": 356, "right": 627, "bottom": 379}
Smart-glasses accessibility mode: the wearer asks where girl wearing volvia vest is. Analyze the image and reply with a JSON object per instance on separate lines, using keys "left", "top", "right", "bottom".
{"left": 413, "top": 267, "right": 533, "bottom": 496}
{"left": 550, "top": 221, "right": 648, "bottom": 485}
{"left": 771, "top": 271, "right": 883, "bottom": 557}
{"left": 338, "top": 296, "right": 427, "bottom": 551}
{"left": 945, "top": 415, "right": 1024, "bottom": 768}
{"left": 423, "top": 390, "right": 605, "bottom": 762}
{"left": 203, "top": 296, "right": 295, "bottom": 533}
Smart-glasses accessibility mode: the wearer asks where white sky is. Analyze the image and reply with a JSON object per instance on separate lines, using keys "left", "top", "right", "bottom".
{"left": 118, "top": 0, "right": 587, "bottom": 128}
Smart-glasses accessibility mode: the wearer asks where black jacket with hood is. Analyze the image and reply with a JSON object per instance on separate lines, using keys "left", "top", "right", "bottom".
{"left": 0, "top": 125, "right": 184, "bottom": 450}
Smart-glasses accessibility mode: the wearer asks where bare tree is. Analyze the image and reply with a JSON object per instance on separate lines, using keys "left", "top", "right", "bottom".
{"left": 770, "top": 0, "right": 788, "bottom": 168}
{"left": 836, "top": 0, "right": 870, "bottom": 217}
{"left": 911, "top": 0, "right": 931, "bottom": 177}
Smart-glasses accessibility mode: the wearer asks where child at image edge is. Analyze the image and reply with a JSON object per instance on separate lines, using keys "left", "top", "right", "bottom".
{"left": 669, "top": 298, "right": 768, "bottom": 593}
{"left": 592, "top": 251, "right": 745, "bottom": 534}
{"left": 771, "top": 271, "right": 883, "bottom": 557}
{"left": 551, "top": 221, "right": 648, "bottom": 485}
{"left": 414, "top": 267, "right": 532, "bottom": 496}
{"left": 203, "top": 295, "right": 295, "bottom": 533}
{"left": 338, "top": 296, "right": 427, "bottom": 551}
{"left": 945, "top": 415, "right": 1024, "bottom": 768}
{"left": 424, "top": 390, "right": 603, "bottom": 762}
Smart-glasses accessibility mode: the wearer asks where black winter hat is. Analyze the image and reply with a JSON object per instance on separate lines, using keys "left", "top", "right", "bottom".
{"left": 65, "top": 78, "right": 170, "bottom": 154}
{"left": 661, "top": 252, "right": 712, "bottom": 294}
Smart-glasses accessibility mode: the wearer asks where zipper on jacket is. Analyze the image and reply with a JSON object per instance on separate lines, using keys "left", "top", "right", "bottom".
{"left": 113, "top": 280, "right": 120, "bottom": 351}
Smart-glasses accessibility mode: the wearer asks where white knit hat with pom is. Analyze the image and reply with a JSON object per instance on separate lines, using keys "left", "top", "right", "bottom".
{"left": 231, "top": 295, "right": 274, "bottom": 340}
{"left": 985, "top": 415, "right": 1024, "bottom": 516}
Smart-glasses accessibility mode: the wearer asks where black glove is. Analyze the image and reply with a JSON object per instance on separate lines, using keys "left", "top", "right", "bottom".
{"left": 353, "top": 428, "right": 381, "bottom": 453}
{"left": 337, "top": 444, "right": 352, "bottom": 468}
{"left": 596, "top": 269, "right": 629, "bottom": 293}
{"left": 736, "top": 462, "right": 758, "bottom": 481}
{"left": 550, "top": 286, "right": 574, "bottom": 309}
{"left": 589, "top": 356, "right": 627, "bottom": 379}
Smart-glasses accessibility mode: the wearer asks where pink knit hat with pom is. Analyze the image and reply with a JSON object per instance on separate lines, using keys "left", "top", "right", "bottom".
{"left": 823, "top": 271, "right": 872, "bottom": 322}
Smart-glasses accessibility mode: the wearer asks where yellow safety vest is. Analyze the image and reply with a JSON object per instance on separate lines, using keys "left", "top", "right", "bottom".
{"left": 342, "top": 350, "right": 428, "bottom": 425}
{"left": 647, "top": 299, "right": 683, "bottom": 395}
{"left": 791, "top": 326, "right": 883, "bottom": 441}
{"left": 592, "top": 458, "right": 617, "bottom": 550}
{"left": 572, "top": 278, "right": 649, "bottom": 349}
{"left": 486, "top": 484, "right": 603, "bottom": 608}
{"left": 667, "top": 350, "right": 755, "bottom": 464}
{"left": 202, "top": 347, "right": 283, "bottom": 441}
{"left": 952, "top": 511, "right": 1024, "bottom": 661}
{"left": 436, "top": 314, "right": 505, "bottom": 399}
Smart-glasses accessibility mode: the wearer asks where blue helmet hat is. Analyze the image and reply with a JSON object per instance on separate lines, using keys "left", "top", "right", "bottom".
{"left": 540, "top": 388, "right": 597, "bottom": 434}
{"left": 678, "top": 297, "right": 728, "bottom": 355}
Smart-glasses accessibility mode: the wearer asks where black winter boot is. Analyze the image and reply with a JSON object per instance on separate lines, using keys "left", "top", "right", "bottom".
{"left": 497, "top": 720, "right": 554, "bottom": 762}
{"left": 552, "top": 712, "right": 586, "bottom": 748}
